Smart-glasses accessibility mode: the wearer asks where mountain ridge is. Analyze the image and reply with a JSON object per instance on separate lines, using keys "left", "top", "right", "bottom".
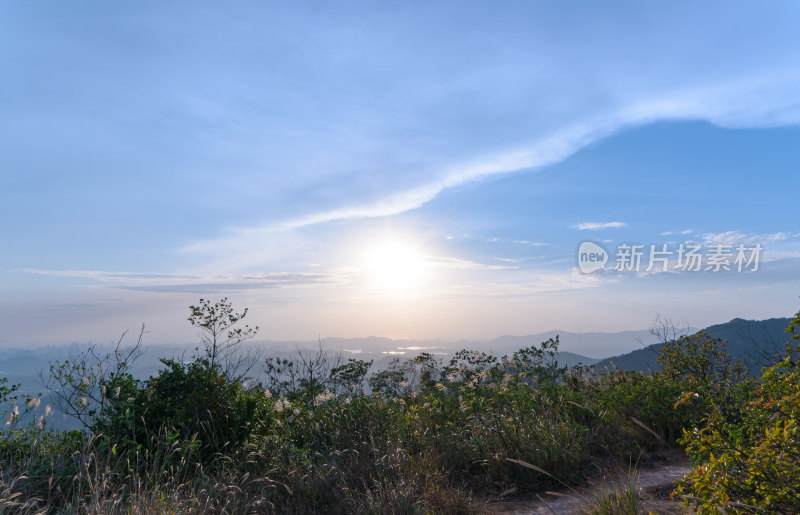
{"left": 593, "top": 317, "right": 793, "bottom": 374}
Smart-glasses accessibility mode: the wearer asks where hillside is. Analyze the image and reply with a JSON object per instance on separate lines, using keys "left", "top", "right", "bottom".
{"left": 593, "top": 317, "right": 793, "bottom": 374}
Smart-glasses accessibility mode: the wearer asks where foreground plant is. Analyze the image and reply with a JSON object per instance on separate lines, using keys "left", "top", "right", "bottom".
{"left": 676, "top": 311, "right": 800, "bottom": 513}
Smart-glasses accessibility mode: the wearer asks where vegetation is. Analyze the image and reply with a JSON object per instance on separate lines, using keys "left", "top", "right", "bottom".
{"left": 0, "top": 299, "right": 798, "bottom": 513}
{"left": 584, "top": 464, "right": 642, "bottom": 515}
{"left": 675, "top": 310, "right": 800, "bottom": 513}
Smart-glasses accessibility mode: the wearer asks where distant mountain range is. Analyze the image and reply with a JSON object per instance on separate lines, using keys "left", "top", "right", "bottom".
{"left": 592, "top": 317, "right": 793, "bottom": 374}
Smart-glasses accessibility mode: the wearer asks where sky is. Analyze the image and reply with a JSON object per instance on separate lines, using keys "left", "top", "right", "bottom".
{"left": 1, "top": 1, "right": 799, "bottom": 348}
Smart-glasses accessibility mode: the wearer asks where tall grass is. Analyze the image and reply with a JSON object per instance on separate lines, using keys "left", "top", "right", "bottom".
{"left": 0, "top": 338, "right": 720, "bottom": 513}
{"left": 583, "top": 462, "right": 642, "bottom": 515}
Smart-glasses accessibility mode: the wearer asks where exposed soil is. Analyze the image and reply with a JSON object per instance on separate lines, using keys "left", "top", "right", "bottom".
{"left": 484, "top": 449, "right": 693, "bottom": 514}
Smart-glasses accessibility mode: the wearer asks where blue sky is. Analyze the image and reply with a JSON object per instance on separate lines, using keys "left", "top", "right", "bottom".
{"left": 1, "top": 1, "right": 799, "bottom": 346}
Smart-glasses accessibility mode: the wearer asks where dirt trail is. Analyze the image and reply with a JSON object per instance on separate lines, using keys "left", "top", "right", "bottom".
{"left": 485, "top": 453, "right": 693, "bottom": 514}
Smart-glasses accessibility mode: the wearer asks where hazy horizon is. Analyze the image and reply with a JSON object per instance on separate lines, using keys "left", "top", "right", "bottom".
{"left": 4, "top": 313, "right": 795, "bottom": 363}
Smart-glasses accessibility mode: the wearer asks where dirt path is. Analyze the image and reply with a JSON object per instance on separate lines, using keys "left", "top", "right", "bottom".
{"left": 485, "top": 453, "right": 693, "bottom": 514}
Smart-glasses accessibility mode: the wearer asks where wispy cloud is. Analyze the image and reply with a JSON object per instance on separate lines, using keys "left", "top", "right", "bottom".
{"left": 701, "top": 230, "right": 795, "bottom": 245}
{"left": 424, "top": 267, "right": 614, "bottom": 300}
{"left": 511, "top": 240, "right": 548, "bottom": 247}
{"left": 661, "top": 229, "right": 693, "bottom": 236}
{"left": 22, "top": 269, "right": 197, "bottom": 281}
{"left": 572, "top": 221, "right": 627, "bottom": 231}
{"left": 424, "top": 256, "right": 517, "bottom": 270}
{"left": 23, "top": 268, "right": 338, "bottom": 293}
{"left": 493, "top": 257, "right": 520, "bottom": 263}
{"left": 284, "top": 73, "right": 800, "bottom": 232}
{"left": 486, "top": 237, "right": 547, "bottom": 247}
{"left": 183, "top": 73, "right": 800, "bottom": 271}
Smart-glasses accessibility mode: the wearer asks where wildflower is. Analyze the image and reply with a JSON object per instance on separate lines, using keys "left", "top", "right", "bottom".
{"left": 435, "top": 383, "right": 446, "bottom": 391}
{"left": 114, "top": 386, "right": 121, "bottom": 398}
{"left": 344, "top": 397, "right": 351, "bottom": 404}
{"left": 274, "top": 401, "right": 284, "bottom": 413}
{"left": 6, "top": 406, "right": 19, "bottom": 426}
{"left": 264, "top": 389, "right": 272, "bottom": 399}
{"left": 44, "top": 405, "right": 53, "bottom": 417}
{"left": 314, "top": 390, "right": 334, "bottom": 406}
{"left": 82, "top": 376, "right": 90, "bottom": 385}
{"left": 27, "top": 397, "right": 41, "bottom": 409}
{"left": 423, "top": 402, "right": 430, "bottom": 409}
{"left": 292, "top": 407, "right": 300, "bottom": 416}
{"left": 79, "top": 397, "right": 89, "bottom": 406}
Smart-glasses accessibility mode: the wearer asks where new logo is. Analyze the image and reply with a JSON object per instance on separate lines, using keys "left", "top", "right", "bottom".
{"left": 577, "top": 241, "right": 608, "bottom": 273}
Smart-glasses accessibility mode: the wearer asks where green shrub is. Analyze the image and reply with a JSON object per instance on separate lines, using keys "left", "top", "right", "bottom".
{"left": 99, "top": 358, "right": 269, "bottom": 461}
{"left": 676, "top": 312, "right": 800, "bottom": 513}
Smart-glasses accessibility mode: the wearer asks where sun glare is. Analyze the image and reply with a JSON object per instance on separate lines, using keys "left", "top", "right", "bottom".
{"left": 363, "top": 240, "right": 426, "bottom": 297}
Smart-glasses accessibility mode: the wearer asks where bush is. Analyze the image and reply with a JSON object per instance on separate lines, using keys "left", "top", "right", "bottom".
{"left": 99, "top": 358, "right": 269, "bottom": 460}
{"left": 675, "top": 312, "right": 800, "bottom": 513}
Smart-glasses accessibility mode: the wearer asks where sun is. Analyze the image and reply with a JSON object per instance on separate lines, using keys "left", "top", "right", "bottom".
{"left": 363, "top": 240, "right": 426, "bottom": 297}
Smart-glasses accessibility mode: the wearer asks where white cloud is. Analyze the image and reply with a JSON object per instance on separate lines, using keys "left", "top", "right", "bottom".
{"left": 702, "top": 230, "right": 793, "bottom": 245}
{"left": 424, "top": 256, "right": 517, "bottom": 270}
{"left": 761, "top": 250, "right": 800, "bottom": 262}
{"left": 493, "top": 257, "right": 520, "bottom": 263}
{"left": 23, "top": 268, "right": 338, "bottom": 293}
{"left": 573, "top": 221, "right": 627, "bottom": 230}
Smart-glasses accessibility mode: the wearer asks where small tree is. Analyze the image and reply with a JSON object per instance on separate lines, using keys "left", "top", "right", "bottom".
{"left": 41, "top": 325, "right": 144, "bottom": 430}
{"left": 188, "top": 298, "right": 259, "bottom": 376}
{"left": 264, "top": 340, "right": 346, "bottom": 402}
{"left": 657, "top": 332, "right": 747, "bottom": 397}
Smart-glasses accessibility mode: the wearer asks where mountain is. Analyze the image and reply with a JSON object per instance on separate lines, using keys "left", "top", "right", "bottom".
{"left": 593, "top": 317, "right": 793, "bottom": 374}
{"left": 552, "top": 351, "right": 600, "bottom": 367}
{"left": 488, "top": 329, "right": 671, "bottom": 360}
